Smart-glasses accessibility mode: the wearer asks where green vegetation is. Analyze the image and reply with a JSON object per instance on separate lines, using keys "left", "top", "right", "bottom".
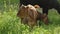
{"left": 0, "top": 0, "right": 60, "bottom": 34}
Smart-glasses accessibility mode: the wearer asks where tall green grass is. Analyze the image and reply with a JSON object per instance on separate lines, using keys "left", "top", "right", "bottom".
{"left": 0, "top": 0, "right": 60, "bottom": 34}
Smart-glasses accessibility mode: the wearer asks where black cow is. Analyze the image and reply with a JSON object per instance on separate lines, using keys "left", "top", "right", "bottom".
{"left": 19, "top": 0, "right": 60, "bottom": 15}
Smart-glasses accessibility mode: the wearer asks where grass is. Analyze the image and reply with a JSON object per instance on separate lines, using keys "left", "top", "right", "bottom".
{"left": 0, "top": 0, "right": 60, "bottom": 34}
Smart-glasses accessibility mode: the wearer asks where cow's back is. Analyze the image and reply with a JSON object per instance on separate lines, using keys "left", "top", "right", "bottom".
{"left": 20, "top": 0, "right": 59, "bottom": 8}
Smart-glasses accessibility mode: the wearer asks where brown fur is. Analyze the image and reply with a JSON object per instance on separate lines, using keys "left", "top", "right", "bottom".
{"left": 17, "top": 5, "right": 38, "bottom": 28}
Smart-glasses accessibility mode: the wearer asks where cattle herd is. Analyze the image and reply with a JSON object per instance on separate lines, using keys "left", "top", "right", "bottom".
{"left": 17, "top": 0, "right": 60, "bottom": 29}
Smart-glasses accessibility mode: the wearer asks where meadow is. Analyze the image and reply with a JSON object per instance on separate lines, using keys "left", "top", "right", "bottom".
{"left": 0, "top": 0, "right": 60, "bottom": 34}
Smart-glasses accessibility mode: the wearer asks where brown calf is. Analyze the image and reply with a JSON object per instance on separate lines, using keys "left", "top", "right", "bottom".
{"left": 17, "top": 4, "right": 48, "bottom": 28}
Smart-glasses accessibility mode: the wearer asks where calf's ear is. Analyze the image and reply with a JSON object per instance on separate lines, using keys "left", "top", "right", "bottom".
{"left": 34, "top": 5, "right": 40, "bottom": 8}
{"left": 20, "top": 4, "right": 26, "bottom": 9}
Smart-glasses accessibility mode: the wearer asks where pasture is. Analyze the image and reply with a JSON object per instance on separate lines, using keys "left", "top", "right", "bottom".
{"left": 0, "top": 0, "right": 60, "bottom": 34}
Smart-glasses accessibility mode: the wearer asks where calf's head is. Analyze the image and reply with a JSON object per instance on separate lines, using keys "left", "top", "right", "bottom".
{"left": 17, "top": 5, "right": 28, "bottom": 18}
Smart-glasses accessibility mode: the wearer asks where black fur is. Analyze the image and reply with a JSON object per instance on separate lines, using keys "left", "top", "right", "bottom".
{"left": 20, "top": 0, "right": 60, "bottom": 15}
